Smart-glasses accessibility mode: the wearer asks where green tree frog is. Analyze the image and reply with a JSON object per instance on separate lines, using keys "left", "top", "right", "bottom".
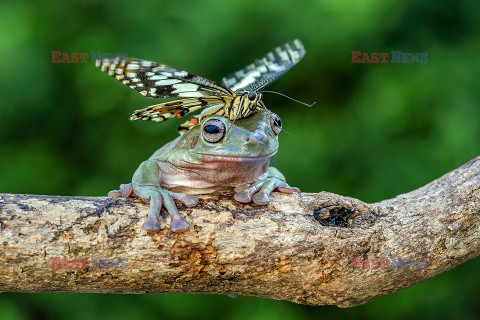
{"left": 109, "top": 110, "right": 299, "bottom": 233}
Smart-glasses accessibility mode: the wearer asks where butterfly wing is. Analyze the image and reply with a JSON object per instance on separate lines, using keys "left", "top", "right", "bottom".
{"left": 222, "top": 39, "right": 306, "bottom": 93}
{"left": 176, "top": 99, "right": 237, "bottom": 134}
{"left": 129, "top": 97, "right": 233, "bottom": 122}
{"left": 177, "top": 115, "right": 201, "bottom": 135}
{"left": 96, "top": 57, "right": 234, "bottom": 98}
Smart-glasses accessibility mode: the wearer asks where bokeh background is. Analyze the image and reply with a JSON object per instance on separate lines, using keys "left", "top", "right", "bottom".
{"left": 0, "top": 0, "right": 479, "bottom": 319}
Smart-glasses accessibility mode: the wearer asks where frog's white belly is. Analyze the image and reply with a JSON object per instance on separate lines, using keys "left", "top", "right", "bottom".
{"left": 157, "top": 160, "right": 269, "bottom": 194}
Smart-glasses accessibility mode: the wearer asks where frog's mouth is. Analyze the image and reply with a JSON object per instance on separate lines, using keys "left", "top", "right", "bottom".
{"left": 198, "top": 151, "right": 276, "bottom": 166}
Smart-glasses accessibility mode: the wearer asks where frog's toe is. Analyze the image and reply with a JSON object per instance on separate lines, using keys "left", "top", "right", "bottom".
{"left": 178, "top": 194, "right": 199, "bottom": 207}
{"left": 183, "top": 195, "right": 199, "bottom": 207}
{"left": 143, "top": 216, "right": 162, "bottom": 233}
{"left": 234, "top": 185, "right": 250, "bottom": 193}
{"left": 171, "top": 217, "right": 189, "bottom": 233}
{"left": 277, "top": 184, "right": 301, "bottom": 194}
{"left": 234, "top": 191, "right": 252, "bottom": 203}
{"left": 108, "top": 190, "right": 122, "bottom": 198}
{"left": 168, "top": 192, "right": 199, "bottom": 207}
{"left": 120, "top": 183, "right": 134, "bottom": 198}
{"left": 252, "top": 192, "right": 270, "bottom": 205}
{"left": 234, "top": 180, "right": 265, "bottom": 203}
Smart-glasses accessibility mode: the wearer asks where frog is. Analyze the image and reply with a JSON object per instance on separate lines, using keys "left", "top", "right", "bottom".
{"left": 108, "top": 109, "right": 300, "bottom": 233}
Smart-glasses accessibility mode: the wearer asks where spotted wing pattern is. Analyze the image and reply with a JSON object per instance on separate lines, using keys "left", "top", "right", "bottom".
{"left": 129, "top": 97, "right": 232, "bottom": 122}
{"left": 96, "top": 57, "right": 233, "bottom": 99}
{"left": 95, "top": 40, "right": 305, "bottom": 128}
{"left": 222, "top": 39, "right": 306, "bottom": 93}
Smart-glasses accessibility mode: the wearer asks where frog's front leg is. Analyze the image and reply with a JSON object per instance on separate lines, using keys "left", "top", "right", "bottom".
{"left": 234, "top": 167, "right": 300, "bottom": 205}
{"left": 132, "top": 160, "right": 198, "bottom": 233}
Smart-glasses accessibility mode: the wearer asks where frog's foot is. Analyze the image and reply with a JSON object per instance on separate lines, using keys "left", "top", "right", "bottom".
{"left": 135, "top": 186, "right": 199, "bottom": 233}
{"left": 108, "top": 183, "right": 135, "bottom": 198}
{"left": 234, "top": 178, "right": 300, "bottom": 205}
{"left": 171, "top": 216, "right": 190, "bottom": 233}
{"left": 164, "top": 191, "right": 199, "bottom": 232}
{"left": 108, "top": 190, "right": 122, "bottom": 198}
{"left": 143, "top": 215, "right": 162, "bottom": 232}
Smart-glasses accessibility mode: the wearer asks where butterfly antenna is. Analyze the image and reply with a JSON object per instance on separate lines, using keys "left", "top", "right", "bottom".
{"left": 262, "top": 90, "right": 316, "bottom": 107}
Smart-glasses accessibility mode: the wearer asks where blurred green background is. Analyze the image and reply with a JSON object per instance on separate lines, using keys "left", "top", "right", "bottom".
{"left": 0, "top": 0, "right": 479, "bottom": 319}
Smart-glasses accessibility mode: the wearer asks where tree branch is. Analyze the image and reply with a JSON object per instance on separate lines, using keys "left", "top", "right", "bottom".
{"left": 1, "top": 156, "right": 479, "bottom": 307}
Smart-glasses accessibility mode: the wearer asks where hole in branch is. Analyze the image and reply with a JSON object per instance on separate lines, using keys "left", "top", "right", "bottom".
{"left": 313, "top": 206, "right": 357, "bottom": 227}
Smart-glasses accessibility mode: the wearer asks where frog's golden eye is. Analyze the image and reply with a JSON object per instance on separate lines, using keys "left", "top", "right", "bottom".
{"left": 270, "top": 113, "right": 282, "bottom": 135}
{"left": 202, "top": 119, "right": 226, "bottom": 143}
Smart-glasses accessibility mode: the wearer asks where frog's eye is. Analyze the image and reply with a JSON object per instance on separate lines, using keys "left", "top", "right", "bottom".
{"left": 247, "top": 91, "right": 256, "bottom": 101}
{"left": 202, "top": 119, "right": 226, "bottom": 143}
{"left": 270, "top": 113, "right": 282, "bottom": 135}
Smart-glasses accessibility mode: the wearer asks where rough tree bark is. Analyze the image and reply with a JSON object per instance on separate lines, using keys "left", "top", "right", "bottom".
{"left": 0, "top": 156, "right": 479, "bottom": 307}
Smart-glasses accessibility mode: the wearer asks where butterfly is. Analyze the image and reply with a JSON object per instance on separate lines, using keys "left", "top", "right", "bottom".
{"left": 95, "top": 39, "right": 306, "bottom": 131}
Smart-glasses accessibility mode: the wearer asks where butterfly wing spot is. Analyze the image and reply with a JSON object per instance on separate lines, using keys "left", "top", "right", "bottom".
{"left": 175, "top": 109, "right": 189, "bottom": 118}
{"left": 149, "top": 75, "right": 168, "bottom": 80}
{"left": 171, "top": 83, "right": 199, "bottom": 94}
{"left": 257, "top": 65, "right": 268, "bottom": 73}
{"left": 178, "top": 91, "right": 204, "bottom": 97}
{"left": 140, "top": 60, "right": 153, "bottom": 67}
{"left": 155, "top": 79, "right": 182, "bottom": 86}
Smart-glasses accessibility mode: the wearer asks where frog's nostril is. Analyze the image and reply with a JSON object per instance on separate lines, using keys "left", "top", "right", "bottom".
{"left": 246, "top": 131, "right": 267, "bottom": 145}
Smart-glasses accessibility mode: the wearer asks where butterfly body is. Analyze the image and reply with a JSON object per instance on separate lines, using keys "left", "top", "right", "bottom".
{"left": 95, "top": 39, "right": 305, "bottom": 130}
{"left": 201, "top": 91, "right": 264, "bottom": 121}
